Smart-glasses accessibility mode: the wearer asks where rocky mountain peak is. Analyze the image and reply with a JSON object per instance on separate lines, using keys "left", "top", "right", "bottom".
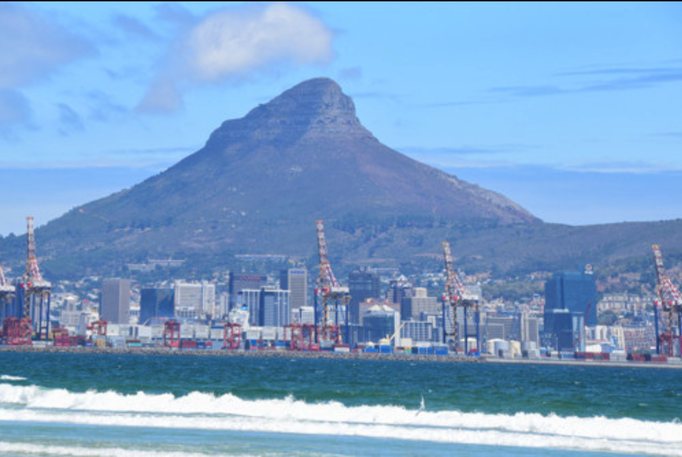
{"left": 204, "top": 78, "right": 373, "bottom": 150}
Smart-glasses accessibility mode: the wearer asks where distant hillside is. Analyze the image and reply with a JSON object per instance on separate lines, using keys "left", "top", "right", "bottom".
{"left": 1, "top": 78, "right": 682, "bottom": 282}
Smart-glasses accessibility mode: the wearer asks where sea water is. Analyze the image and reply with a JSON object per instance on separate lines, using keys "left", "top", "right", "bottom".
{"left": 0, "top": 352, "right": 680, "bottom": 456}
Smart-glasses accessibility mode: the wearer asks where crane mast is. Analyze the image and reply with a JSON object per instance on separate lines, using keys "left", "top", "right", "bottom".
{"left": 651, "top": 244, "right": 682, "bottom": 356}
{"left": 18, "top": 216, "right": 52, "bottom": 343}
{"left": 314, "top": 220, "right": 348, "bottom": 346}
{"left": 316, "top": 220, "right": 343, "bottom": 293}
{"left": 442, "top": 241, "right": 479, "bottom": 355}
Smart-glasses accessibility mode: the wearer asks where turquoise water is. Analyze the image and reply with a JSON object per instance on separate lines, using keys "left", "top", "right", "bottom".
{"left": 1, "top": 352, "right": 681, "bottom": 456}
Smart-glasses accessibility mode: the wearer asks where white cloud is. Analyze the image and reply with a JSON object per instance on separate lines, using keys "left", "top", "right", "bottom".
{"left": 187, "top": 3, "right": 333, "bottom": 81}
{"left": 138, "top": 3, "right": 334, "bottom": 113}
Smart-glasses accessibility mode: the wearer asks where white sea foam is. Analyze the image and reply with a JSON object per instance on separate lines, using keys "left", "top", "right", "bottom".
{"left": 0, "top": 383, "right": 680, "bottom": 456}
{"left": 0, "top": 374, "right": 27, "bottom": 381}
{"left": 0, "top": 442, "right": 227, "bottom": 457}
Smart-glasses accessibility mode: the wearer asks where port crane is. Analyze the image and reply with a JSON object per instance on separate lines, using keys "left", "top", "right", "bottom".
{"left": 441, "top": 241, "right": 479, "bottom": 355}
{"left": 651, "top": 244, "right": 682, "bottom": 357}
{"left": 314, "top": 220, "right": 349, "bottom": 346}
{"left": 18, "top": 216, "right": 52, "bottom": 343}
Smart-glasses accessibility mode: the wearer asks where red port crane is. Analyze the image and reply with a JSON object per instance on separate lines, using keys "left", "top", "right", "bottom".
{"left": 651, "top": 244, "right": 682, "bottom": 357}
{"left": 16, "top": 217, "right": 52, "bottom": 344}
{"left": 314, "top": 220, "right": 348, "bottom": 346}
{"left": 442, "top": 241, "right": 479, "bottom": 355}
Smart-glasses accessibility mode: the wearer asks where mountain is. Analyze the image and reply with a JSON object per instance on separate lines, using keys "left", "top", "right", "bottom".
{"left": 2, "top": 77, "right": 682, "bottom": 281}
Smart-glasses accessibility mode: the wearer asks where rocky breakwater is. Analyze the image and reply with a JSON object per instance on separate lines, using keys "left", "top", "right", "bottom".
{"left": 0, "top": 345, "right": 486, "bottom": 363}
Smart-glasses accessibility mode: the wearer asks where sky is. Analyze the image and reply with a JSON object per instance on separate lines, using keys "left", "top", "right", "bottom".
{"left": 1, "top": 1, "right": 681, "bottom": 236}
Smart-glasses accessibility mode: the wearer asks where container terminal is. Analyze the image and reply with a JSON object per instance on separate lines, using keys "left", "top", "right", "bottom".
{"left": 1, "top": 217, "right": 681, "bottom": 366}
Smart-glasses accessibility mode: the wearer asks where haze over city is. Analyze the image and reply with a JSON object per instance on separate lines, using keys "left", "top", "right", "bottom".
{"left": 1, "top": 2, "right": 681, "bottom": 235}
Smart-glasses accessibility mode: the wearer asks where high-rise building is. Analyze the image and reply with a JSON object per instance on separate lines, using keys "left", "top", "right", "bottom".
{"left": 173, "top": 281, "right": 215, "bottom": 320}
{"left": 544, "top": 308, "right": 585, "bottom": 352}
{"left": 280, "top": 268, "right": 307, "bottom": 309}
{"left": 389, "top": 276, "right": 414, "bottom": 306}
{"left": 545, "top": 267, "right": 597, "bottom": 326}
{"left": 100, "top": 278, "right": 131, "bottom": 324}
{"left": 139, "top": 288, "right": 174, "bottom": 324}
{"left": 520, "top": 313, "right": 540, "bottom": 345}
{"left": 349, "top": 269, "right": 380, "bottom": 324}
{"left": 400, "top": 287, "right": 439, "bottom": 320}
{"left": 259, "top": 288, "right": 291, "bottom": 327}
{"left": 237, "top": 289, "right": 262, "bottom": 326}
{"left": 237, "top": 287, "right": 291, "bottom": 327}
{"left": 229, "top": 272, "right": 267, "bottom": 310}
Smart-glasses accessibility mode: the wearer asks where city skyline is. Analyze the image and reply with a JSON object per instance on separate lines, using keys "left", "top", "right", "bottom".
{"left": 1, "top": 2, "right": 681, "bottom": 235}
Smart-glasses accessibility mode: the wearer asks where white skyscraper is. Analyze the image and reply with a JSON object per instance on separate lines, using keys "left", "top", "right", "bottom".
{"left": 173, "top": 280, "right": 216, "bottom": 319}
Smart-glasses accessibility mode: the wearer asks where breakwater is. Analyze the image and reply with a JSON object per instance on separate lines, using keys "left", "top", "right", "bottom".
{"left": 2, "top": 345, "right": 681, "bottom": 369}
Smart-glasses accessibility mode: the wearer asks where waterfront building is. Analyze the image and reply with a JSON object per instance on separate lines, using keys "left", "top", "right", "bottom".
{"left": 100, "top": 278, "right": 131, "bottom": 325}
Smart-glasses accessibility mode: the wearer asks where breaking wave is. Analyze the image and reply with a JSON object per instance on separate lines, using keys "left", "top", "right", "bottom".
{"left": 1, "top": 382, "right": 680, "bottom": 456}
{"left": 0, "top": 374, "right": 27, "bottom": 381}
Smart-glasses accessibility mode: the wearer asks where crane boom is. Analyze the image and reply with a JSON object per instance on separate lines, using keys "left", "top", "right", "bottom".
{"left": 442, "top": 242, "right": 467, "bottom": 301}
{"left": 652, "top": 244, "right": 682, "bottom": 307}
{"left": 23, "top": 217, "right": 50, "bottom": 289}
{"left": 316, "top": 220, "right": 346, "bottom": 293}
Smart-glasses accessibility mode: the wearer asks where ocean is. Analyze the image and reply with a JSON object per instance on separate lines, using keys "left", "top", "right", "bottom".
{"left": 0, "top": 351, "right": 680, "bottom": 456}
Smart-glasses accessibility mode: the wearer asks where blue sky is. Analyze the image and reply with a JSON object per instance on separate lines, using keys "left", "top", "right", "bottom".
{"left": 1, "top": 2, "right": 681, "bottom": 236}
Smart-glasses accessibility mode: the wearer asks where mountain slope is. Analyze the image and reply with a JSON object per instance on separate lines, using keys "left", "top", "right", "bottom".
{"left": 3, "top": 78, "right": 681, "bottom": 281}
{"left": 24, "top": 78, "right": 535, "bottom": 269}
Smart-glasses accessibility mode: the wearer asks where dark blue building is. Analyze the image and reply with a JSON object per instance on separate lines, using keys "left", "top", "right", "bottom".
{"left": 140, "top": 288, "right": 174, "bottom": 325}
{"left": 543, "top": 309, "right": 585, "bottom": 352}
{"left": 348, "top": 269, "right": 380, "bottom": 325}
{"left": 544, "top": 267, "right": 597, "bottom": 326}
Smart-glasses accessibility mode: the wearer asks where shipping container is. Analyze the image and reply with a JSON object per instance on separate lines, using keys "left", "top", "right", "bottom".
{"left": 181, "top": 340, "right": 198, "bottom": 349}
{"left": 434, "top": 347, "right": 448, "bottom": 356}
{"left": 261, "top": 327, "right": 277, "bottom": 341}
{"left": 334, "top": 344, "right": 350, "bottom": 353}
